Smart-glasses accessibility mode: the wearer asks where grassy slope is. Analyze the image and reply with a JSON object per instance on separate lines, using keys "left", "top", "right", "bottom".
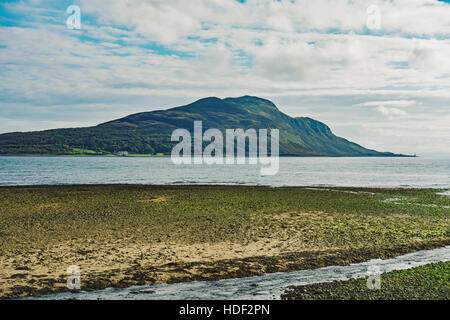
{"left": 0, "top": 96, "right": 396, "bottom": 156}
{"left": 282, "top": 262, "right": 450, "bottom": 300}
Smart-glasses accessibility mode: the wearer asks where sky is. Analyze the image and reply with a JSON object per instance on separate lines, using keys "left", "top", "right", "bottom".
{"left": 0, "top": 0, "right": 449, "bottom": 156}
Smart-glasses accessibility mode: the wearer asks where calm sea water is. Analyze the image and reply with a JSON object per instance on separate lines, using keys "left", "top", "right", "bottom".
{"left": 0, "top": 156, "right": 449, "bottom": 188}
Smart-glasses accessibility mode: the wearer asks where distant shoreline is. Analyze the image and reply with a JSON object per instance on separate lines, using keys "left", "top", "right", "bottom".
{"left": 0, "top": 154, "right": 417, "bottom": 158}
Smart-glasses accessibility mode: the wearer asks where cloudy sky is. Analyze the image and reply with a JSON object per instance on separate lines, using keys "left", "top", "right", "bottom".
{"left": 0, "top": 0, "right": 449, "bottom": 156}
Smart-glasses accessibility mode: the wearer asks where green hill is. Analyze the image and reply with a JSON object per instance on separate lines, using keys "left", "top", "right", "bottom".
{"left": 0, "top": 96, "right": 406, "bottom": 156}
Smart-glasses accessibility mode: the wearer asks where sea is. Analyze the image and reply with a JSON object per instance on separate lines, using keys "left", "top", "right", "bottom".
{"left": 0, "top": 156, "right": 449, "bottom": 188}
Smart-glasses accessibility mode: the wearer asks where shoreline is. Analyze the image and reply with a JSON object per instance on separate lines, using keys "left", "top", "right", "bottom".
{"left": 1, "top": 185, "right": 448, "bottom": 299}
{"left": 0, "top": 154, "right": 417, "bottom": 158}
{"left": 1, "top": 184, "right": 448, "bottom": 190}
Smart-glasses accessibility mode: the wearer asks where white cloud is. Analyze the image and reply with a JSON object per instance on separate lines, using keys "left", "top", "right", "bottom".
{"left": 79, "top": 0, "right": 205, "bottom": 45}
{"left": 1, "top": 0, "right": 449, "bottom": 154}
{"left": 357, "top": 100, "right": 417, "bottom": 108}
{"left": 377, "top": 105, "right": 407, "bottom": 117}
{"left": 77, "top": 0, "right": 450, "bottom": 40}
{"left": 409, "top": 40, "right": 450, "bottom": 76}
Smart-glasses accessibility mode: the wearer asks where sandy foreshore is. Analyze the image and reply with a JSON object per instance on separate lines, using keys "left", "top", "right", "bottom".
{"left": 0, "top": 185, "right": 449, "bottom": 299}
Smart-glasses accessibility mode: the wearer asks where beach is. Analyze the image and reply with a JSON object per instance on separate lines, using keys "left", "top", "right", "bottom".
{"left": 0, "top": 185, "right": 449, "bottom": 299}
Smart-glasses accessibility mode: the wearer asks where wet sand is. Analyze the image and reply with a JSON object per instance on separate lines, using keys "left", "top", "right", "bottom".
{"left": 0, "top": 185, "right": 448, "bottom": 298}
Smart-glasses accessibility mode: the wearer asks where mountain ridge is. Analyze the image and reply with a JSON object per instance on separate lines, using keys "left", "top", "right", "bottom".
{"left": 0, "top": 96, "right": 410, "bottom": 157}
